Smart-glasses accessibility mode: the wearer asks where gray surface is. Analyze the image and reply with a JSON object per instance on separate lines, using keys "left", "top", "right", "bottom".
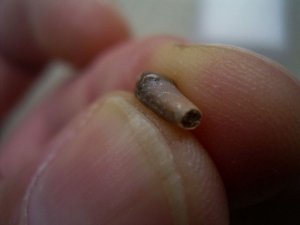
{"left": 116, "top": 0, "right": 300, "bottom": 78}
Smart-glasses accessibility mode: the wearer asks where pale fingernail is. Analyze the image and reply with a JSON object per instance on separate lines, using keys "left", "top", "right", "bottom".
{"left": 23, "top": 93, "right": 189, "bottom": 225}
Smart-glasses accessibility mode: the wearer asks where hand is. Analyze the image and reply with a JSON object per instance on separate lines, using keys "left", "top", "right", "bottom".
{"left": 1, "top": 0, "right": 300, "bottom": 224}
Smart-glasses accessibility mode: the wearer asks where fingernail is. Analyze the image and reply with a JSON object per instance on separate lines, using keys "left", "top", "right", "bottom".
{"left": 23, "top": 93, "right": 189, "bottom": 225}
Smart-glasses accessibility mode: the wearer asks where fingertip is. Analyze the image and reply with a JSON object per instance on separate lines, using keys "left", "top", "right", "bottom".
{"left": 149, "top": 43, "right": 300, "bottom": 207}
{"left": 21, "top": 93, "right": 228, "bottom": 224}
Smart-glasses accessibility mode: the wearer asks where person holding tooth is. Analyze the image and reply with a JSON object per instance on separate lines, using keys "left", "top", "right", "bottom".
{"left": 0, "top": 0, "right": 300, "bottom": 224}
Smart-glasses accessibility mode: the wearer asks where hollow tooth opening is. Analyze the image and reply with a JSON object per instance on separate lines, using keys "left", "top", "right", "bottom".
{"left": 181, "top": 109, "right": 201, "bottom": 129}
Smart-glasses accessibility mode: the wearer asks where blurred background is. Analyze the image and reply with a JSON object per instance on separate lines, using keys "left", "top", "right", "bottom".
{"left": 1, "top": 0, "right": 300, "bottom": 141}
{"left": 116, "top": 0, "right": 300, "bottom": 77}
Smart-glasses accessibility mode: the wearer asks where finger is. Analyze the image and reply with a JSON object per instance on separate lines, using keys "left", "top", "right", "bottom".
{"left": 2, "top": 38, "right": 300, "bottom": 209}
{"left": 52, "top": 42, "right": 300, "bottom": 208}
{"left": 149, "top": 44, "right": 300, "bottom": 208}
{"left": 0, "top": 36, "right": 178, "bottom": 177}
{"left": 0, "top": 0, "right": 129, "bottom": 125}
{"left": 0, "top": 93, "right": 229, "bottom": 225}
{"left": 0, "top": 0, "right": 129, "bottom": 67}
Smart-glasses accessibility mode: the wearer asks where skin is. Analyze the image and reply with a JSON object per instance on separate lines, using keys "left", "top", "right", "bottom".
{"left": 0, "top": 0, "right": 300, "bottom": 224}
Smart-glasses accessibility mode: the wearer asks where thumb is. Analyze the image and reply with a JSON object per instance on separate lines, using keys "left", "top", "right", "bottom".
{"left": 0, "top": 93, "right": 228, "bottom": 225}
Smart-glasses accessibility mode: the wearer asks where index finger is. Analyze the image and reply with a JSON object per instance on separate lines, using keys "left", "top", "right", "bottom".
{"left": 149, "top": 44, "right": 300, "bottom": 208}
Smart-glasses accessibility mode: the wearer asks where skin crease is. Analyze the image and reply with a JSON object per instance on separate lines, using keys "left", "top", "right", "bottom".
{"left": 1, "top": 0, "right": 300, "bottom": 224}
